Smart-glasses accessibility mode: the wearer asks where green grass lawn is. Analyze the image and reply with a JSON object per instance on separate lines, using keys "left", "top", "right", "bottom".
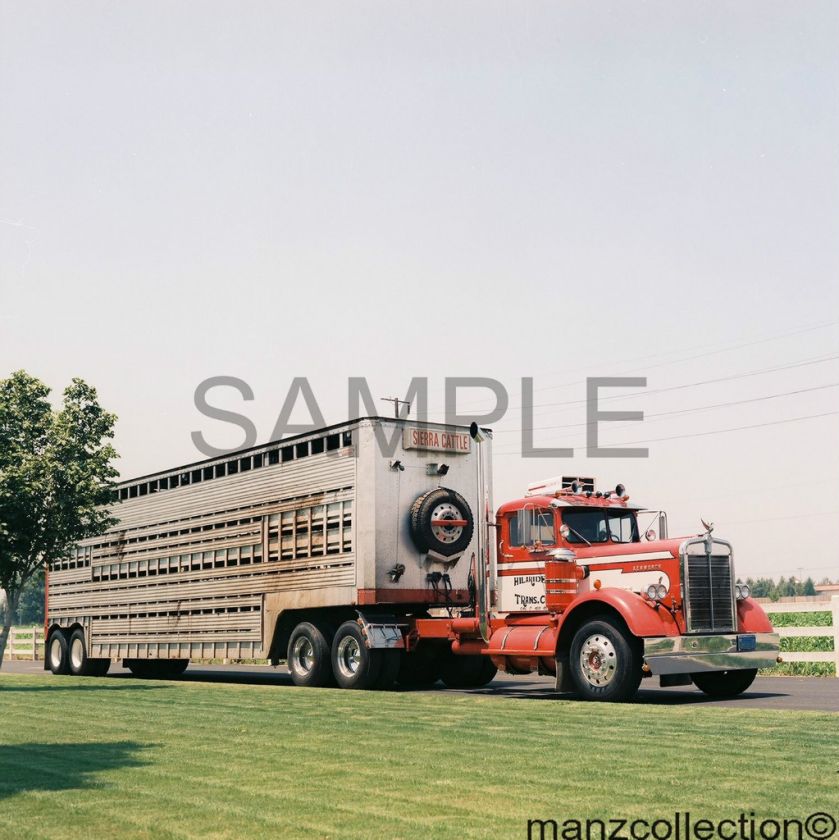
{"left": 1, "top": 674, "right": 837, "bottom": 840}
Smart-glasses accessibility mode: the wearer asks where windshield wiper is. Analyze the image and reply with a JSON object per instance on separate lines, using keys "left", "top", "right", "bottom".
{"left": 566, "top": 525, "right": 591, "bottom": 546}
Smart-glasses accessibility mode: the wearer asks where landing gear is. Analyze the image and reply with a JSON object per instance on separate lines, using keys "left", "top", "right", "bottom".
{"left": 569, "top": 617, "right": 642, "bottom": 702}
{"left": 692, "top": 669, "right": 757, "bottom": 698}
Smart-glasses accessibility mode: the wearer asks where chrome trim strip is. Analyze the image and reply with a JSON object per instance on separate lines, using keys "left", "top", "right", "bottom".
{"left": 643, "top": 632, "right": 780, "bottom": 675}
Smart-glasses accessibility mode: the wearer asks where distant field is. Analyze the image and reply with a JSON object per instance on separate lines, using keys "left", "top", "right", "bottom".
{"left": 0, "top": 674, "right": 837, "bottom": 840}
{"left": 764, "top": 610, "right": 836, "bottom": 677}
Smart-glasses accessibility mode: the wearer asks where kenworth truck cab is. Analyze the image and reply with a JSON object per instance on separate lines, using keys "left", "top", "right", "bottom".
{"left": 425, "top": 469, "right": 781, "bottom": 702}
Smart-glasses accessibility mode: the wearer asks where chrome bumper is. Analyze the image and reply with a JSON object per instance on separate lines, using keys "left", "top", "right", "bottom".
{"left": 643, "top": 632, "right": 780, "bottom": 675}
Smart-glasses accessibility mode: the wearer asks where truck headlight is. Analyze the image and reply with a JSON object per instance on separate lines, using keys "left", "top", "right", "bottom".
{"left": 656, "top": 583, "right": 668, "bottom": 599}
{"left": 646, "top": 584, "right": 667, "bottom": 601}
{"left": 735, "top": 583, "right": 750, "bottom": 600}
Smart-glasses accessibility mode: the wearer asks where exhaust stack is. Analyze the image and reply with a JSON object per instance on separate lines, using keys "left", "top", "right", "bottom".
{"left": 470, "top": 422, "right": 493, "bottom": 642}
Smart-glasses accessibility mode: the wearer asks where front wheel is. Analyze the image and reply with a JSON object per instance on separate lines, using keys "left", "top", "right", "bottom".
{"left": 692, "top": 669, "right": 757, "bottom": 698}
{"left": 569, "top": 617, "right": 642, "bottom": 702}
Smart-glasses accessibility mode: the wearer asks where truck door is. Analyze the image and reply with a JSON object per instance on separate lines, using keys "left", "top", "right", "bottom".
{"left": 497, "top": 505, "right": 556, "bottom": 613}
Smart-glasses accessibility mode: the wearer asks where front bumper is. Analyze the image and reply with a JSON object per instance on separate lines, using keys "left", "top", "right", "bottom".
{"left": 643, "top": 632, "right": 780, "bottom": 675}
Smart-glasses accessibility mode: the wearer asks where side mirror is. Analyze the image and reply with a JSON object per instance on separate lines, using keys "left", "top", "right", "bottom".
{"left": 645, "top": 529, "right": 657, "bottom": 542}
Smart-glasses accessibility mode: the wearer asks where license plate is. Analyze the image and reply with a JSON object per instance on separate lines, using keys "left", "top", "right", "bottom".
{"left": 737, "top": 634, "right": 756, "bottom": 652}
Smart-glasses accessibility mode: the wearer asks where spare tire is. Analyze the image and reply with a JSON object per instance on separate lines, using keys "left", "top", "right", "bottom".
{"left": 409, "top": 487, "right": 474, "bottom": 557}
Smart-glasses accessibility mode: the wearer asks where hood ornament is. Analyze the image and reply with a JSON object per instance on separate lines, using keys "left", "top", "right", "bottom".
{"left": 700, "top": 517, "right": 714, "bottom": 535}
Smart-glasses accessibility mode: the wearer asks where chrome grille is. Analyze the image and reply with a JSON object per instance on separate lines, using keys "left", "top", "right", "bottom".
{"left": 684, "top": 552, "right": 736, "bottom": 633}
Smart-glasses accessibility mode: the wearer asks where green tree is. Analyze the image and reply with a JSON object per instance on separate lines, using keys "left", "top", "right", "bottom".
{"left": 0, "top": 371, "right": 118, "bottom": 666}
{"left": 16, "top": 570, "right": 45, "bottom": 625}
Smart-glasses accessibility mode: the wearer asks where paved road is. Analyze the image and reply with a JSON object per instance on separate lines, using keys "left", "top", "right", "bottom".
{"left": 2, "top": 659, "right": 837, "bottom": 711}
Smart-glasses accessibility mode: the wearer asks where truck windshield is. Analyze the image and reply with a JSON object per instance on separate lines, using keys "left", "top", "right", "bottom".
{"left": 562, "top": 509, "right": 639, "bottom": 544}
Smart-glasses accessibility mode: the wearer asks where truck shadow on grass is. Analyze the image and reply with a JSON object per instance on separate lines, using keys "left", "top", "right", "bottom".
{"left": 0, "top": 741, "right": 148, "bottom": 799}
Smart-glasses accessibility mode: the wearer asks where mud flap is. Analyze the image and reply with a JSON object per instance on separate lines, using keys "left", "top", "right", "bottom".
{"left": 555, "top": 652, "right": 573, "bottom": 693}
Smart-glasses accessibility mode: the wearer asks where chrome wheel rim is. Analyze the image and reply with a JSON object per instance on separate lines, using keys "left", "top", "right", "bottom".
{"left": 70, "top": 637, "right": 84, "bottom": 671}
{"left": 336, "top": 636, "right": 362, "bottom": 679}
{"left": 291, "top": 636, "right": 315, "bottom": 675}
{"left": 579, "top": 633, "right": 617, "bottom": 687}
{"left": 49, "top": 637, "right": 63, "bottom": 669}
{"left": 430, "top": 502, "right": 464, "bottom": 544}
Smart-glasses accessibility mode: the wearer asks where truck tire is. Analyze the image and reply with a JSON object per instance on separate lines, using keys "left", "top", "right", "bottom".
{"left": 569, "top": 616, "right": 642, "bottom": 702}
{"left": 331, "top": 621, "right": 382, "bottom": 690}
{"left": 439, "top": 651, "right": 497, "bottom": 689}
{"left": 288, "top": 621, "right": 335, "bottom": 688}
{"left": 47, "top": 630, "right": 70, "bottom": 676}
{"left": 409, "top": 488, "right": 474, "bottom": 557}
{"left": 67, "top": 628, "right": 110, "bottom": 676}
{"left": 373, "top": 650, "right": 401, "bottom": 690}
{"left": 692, "top": 669, "right": 757, "bottom": 698}
{"left": 396, "top": 647, "right": 441, "bottom": 688}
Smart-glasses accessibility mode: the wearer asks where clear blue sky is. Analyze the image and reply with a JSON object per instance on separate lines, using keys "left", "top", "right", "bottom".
{"left": 1, "top": 1, "right": 837, "bottom": 579}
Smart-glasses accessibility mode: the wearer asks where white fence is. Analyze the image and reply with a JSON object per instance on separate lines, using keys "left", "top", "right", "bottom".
{"left": 765, "top": 596, "right": 838, "bottom": 675}
{"left": 3, "top": 627, "right": 45, "bottom": 661}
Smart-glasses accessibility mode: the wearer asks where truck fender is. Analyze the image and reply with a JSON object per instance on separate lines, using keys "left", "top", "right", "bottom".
{"left": 556, "top": 588, "right": 680, "bottom": 654}
{"left": 737, "top": 598, "right": 773, "bottom": 633}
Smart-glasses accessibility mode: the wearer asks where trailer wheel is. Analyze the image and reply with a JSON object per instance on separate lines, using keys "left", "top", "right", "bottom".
{"left": 396, "top": 647, "right": 441, "bottom": 688}
{"left": 288, "top": 621, "right": 334, "bottom": 688}
{"left": 331, "top": 621, "right": 382, "bottom": 690}
{"left": 47, "top": 630, "right": 70, "bottom": 676}
{"left": 439, "top": 651, "right": 497, "bottom": 689}
{"left": 692, "top": 669, "right": 757, "bottom": 698}
{"left": 409, "top": 488, "right": 474, "bottom": 557}
{"left": 67, "top": 629, "right": 109, "bottom": 676}
{"left": 569, "top": 617, "right": 642, "bottom": 702}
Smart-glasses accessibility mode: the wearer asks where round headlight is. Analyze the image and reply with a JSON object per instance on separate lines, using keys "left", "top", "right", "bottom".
{"left": 739, "top": 583, "right": 750, "bottom": 600}
{"left": 656, "top": 583, "right": 668, "bottom": 600}
{"left": 735, "top": 584, "right": 742, "bottom": 599}
{"left": 646, "top": 584, "right": 658, "bottom": 600}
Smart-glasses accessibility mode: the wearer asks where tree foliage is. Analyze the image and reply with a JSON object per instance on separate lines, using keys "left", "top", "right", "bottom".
{"left": 745, "top": 575, "right": 823, "bottom": 601}
{"left": 0, "top": 371, "right": 118, "bottom": 664}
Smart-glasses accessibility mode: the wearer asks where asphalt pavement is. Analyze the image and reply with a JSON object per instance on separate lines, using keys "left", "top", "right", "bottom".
{"left": 2, "top": 659, "right": 837, "bottom": 711}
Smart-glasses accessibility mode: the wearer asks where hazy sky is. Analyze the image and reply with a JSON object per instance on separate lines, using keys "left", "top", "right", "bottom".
{"left": 1, "top": 2, "right": 837, "bottom": 580}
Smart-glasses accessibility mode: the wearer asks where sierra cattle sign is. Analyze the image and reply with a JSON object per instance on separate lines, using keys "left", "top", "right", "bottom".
{"left": 402, "top": 427, "right": 471, "bottom": 454}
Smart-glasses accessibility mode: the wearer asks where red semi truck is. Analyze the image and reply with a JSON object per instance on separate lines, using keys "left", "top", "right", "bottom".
{"left": 45, "top": 417, "right": 779, "bottom": 701}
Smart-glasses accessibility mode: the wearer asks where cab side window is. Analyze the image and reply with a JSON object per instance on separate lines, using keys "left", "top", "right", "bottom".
{"left": 508, "top": 508, "right": 556, "bottom": 547}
